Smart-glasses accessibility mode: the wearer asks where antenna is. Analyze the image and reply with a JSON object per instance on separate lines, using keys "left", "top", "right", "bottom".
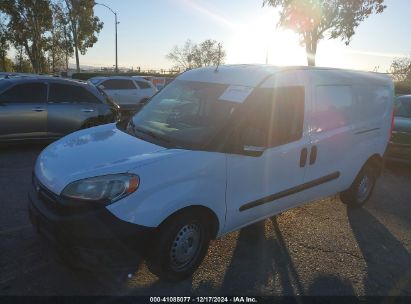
{"left": 215, "top": 43, "right": 221, "bottom": 72}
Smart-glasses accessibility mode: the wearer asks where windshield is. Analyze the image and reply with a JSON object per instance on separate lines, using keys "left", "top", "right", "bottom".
{"left": 395, "top": 97, "right": 411, "bottom": 118}
{"left": 127, "top": 80, "right": 238, "bottom": 149}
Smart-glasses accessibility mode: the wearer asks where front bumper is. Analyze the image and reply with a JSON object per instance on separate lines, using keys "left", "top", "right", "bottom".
{"left": 28, "top": 179, "right": 156, "bottom": 267}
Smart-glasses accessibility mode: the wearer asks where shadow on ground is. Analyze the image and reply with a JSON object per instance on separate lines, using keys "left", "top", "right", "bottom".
{"left": 348, "top": 207, "right": 411, "bottom": 296}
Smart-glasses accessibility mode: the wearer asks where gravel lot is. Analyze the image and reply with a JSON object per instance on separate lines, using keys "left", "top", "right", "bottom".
{"left": 1, "top": 143, "right": 410, "bottom": 296}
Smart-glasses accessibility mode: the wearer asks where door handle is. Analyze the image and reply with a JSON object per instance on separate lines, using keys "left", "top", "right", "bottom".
{"left": 300, "top": 147, "right": 308, "bottom": 167}
{"left": 31, "top": 107, "right": 45, "bottom": 112}
{"left": 81, "top": 108, "right": 94, "bottom": 113}
{"left": 309, "top": 145, "right": 318, "bottom": 165}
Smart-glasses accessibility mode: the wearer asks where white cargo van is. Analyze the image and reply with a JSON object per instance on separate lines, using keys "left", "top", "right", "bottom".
{"left": 29, "top": 65, "right": 394, "bottom": 280}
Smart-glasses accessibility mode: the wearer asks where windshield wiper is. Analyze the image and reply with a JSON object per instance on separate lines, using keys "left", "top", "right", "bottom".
{"left": 127, "top": 120, "right": 182, "bottom": 148}
{"left": 134, "top": 127, "right": 169, "bottom": 142}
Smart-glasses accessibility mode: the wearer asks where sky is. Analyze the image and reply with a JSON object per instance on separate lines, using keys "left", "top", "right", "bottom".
{"left": 79, "top": 0, "right": 411, "bottom": 72}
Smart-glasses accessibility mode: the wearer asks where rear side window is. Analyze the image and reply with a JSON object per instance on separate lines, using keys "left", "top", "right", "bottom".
{"left": 0, "top": 82, "right": 47, "bottom": 103}
{"left": 101, "top": 79, "right": 136, "bottom": 90}
{"left": 136, "top": 80, "right": 151, "bottom": 89}
{"left": 49, "top": 83, "right": 101, "bottom": 104}
{"left": 240, "top": 86, "right": 304, "bottom": 148}
{"left": 314, "top": 85, "right": 353, "bottom": 132}
{"left": 354, "top": 85, "right": 389, "bottom": 122}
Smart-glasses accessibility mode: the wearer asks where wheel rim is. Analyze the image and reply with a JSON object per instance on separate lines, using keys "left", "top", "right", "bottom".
{"left": 357, "top": 174, "right": 372, "bottom": 203}
{"left": 170, "top": 223, "right": 202, "bottom": 271}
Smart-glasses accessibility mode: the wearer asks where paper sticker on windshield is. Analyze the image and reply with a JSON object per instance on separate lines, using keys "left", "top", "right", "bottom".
{"left": 219, "top": 85, "right": 254, "bottom": 103}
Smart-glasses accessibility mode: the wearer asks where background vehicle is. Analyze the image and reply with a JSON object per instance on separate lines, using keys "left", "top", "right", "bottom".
{"left": 89, "top": 76, "right": 157, "bottom": 118}
{"left": 0, "top": 76, "right": 119, "bottom": 142}
{"left": 135, "top": 76, "right": 175, "bottom": 91}
{"left": 385, "top": 95, "right": 411, "bottom": 163}
{"left": 29, "top": 65, "right": 393, "bottom": 281}
{"left": 0, "top": 72, "right": 37, "bottom": 79}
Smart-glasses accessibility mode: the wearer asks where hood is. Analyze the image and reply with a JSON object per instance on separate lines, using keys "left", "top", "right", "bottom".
{"left": 35, "top": 123, "right": 183, "bottom": 194}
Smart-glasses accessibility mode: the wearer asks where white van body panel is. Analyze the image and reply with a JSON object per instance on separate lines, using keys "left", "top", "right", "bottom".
{"left": 35, "top": 124, "right": 168, "bottom": 194}
{"left": 107, "top": 151, "right": 227, "bottom": 230}
{"left": 224, "top": 69, "right": 312, "bottom": 234}
{"left": 178, "top": 65, "right": 280, "bottom": 86}
{"left": 304, "top": 70, "right": 393, "bottom": 202}
{"left": 34, "top": 65, "right": 393, "bottom": 238}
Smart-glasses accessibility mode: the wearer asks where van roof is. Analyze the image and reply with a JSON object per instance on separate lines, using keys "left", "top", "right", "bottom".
{"left": 178, "top": 64, "right": 392, "bottom": 87}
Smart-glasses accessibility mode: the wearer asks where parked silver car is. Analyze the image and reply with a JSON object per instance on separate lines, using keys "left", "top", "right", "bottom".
{"left": 0, "top": 76, "right": 120, "bottom": 142}
{"left": 89, "top": 76, "right": 157, "bottom": 118}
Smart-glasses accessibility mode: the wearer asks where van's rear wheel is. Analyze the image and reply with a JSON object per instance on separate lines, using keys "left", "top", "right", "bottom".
{"left": 340, "top": 165, "right": 377, "bottom": 208}
{"left": 147, "top": 210, "right": 211, "bottom": 281}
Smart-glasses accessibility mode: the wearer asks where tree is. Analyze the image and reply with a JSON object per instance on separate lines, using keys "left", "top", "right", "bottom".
{"left": 13, "top": 45, "right": 33, "bottom": 73}
{"left": 167, "top": 39, "right": 226, "bottom": 71}
{"left": 0, "top": 15, "right": 11, "bottom": 71}
{"left": 389, "top": 55, "right": 411, "bottom": 82}
{"left": 263, "top": 0, "right": 386, "bottom": 66}
{"left": 0, "top": 0, "right": 53, "bottom": 73}
{"left": 47, "top": 1, "right": 73, "bottom": 72}
{"left": 166, "top": 39, "right": 197, "bottom": 71}
{"left": 61, "top": 0, "right": 103, "bottom": 72}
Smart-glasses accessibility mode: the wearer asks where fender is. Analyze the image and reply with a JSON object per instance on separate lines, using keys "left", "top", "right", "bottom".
{"left": 107, "top": 151, "right": 227, "bottom": 235}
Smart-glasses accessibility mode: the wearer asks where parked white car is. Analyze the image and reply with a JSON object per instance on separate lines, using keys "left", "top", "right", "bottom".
{"left": 29, "top": 65, "right": 393, "bottom": 281}
{"left": 89, "top": 76, "right": 157, "bottom": 116}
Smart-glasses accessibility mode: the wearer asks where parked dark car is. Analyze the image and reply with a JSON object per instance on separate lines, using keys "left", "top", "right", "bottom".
{"left": 385, "top": 95, "right": 411, "bottom": 163}
{"left": 0, "top": 76, "right": 119, "bottom": 142}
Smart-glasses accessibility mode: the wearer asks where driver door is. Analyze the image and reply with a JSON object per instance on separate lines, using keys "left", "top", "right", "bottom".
{"left": 224, "top": 85, "right": 309, "bottom": 233}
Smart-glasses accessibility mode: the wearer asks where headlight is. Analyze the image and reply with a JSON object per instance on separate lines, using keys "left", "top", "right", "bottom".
{"left": 61, "top": 174, "right": 139, "bottom": 204}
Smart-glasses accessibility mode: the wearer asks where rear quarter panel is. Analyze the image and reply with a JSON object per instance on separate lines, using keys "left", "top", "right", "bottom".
{"left": 307, "top": 70, "right": 393, "bottom": 192}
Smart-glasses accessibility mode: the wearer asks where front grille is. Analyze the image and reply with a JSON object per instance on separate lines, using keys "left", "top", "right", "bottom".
{"left": 32, "top": 174, "right": 62, "bottom": 214}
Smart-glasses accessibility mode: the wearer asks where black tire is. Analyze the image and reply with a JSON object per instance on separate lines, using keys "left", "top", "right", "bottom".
{"left": 340, "top": 164, "right": 377, "bottom": 208}
{"left": 147, "top": 210, "right": 211, "bottom": 281}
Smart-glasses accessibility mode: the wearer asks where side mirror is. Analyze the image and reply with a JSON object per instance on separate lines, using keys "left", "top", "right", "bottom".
{"left": 98, "top": 84, "right": 105, "bottom": 90}
{"left": 242, "top": 127, "right": 266, "bottom": 157}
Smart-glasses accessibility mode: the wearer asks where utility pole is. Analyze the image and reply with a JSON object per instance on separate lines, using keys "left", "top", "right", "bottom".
{"left": 115, "top": 11, "right": 118, "bottom": 73}
{"left": 95, "top": 2, "right": 119, "bottom": 73}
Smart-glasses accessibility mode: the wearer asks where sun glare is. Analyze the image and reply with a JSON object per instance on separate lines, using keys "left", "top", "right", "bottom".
{"left": 226, "top": 10, "right": 306, "bottom": 66}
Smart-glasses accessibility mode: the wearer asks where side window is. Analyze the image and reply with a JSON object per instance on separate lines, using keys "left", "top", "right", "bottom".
{"left": 0, "top": 83, "right": 47, "bottom": 103}
{"left": 271, "top": 86, "right": 305, "bottom": 146}
{"left": 101, "top": 79, "right": 136, "bottom": 90}
{"left": 49, "top": 83, "right": 101, "bottom": 104}
{"left": 240, "top": 88, "right": 274, "bottom": 148}
{"left": 240, "top": 86, "right": 304, "bottom": 148}
{"left": 314, "top": 85, "right": 353, "bottom": 132}
{"left": 136, "top": 81, "right": 151, "bottom": 89}
{"left": 355, "top": 85, "right": 389, "bottom": 122}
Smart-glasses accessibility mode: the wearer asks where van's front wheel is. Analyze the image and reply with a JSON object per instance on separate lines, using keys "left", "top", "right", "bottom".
{"left": 147, "top": 210, "right": 211, "bottom": 281}
{"left": 340, "top": 165, "right": 377, "bottom": 208}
